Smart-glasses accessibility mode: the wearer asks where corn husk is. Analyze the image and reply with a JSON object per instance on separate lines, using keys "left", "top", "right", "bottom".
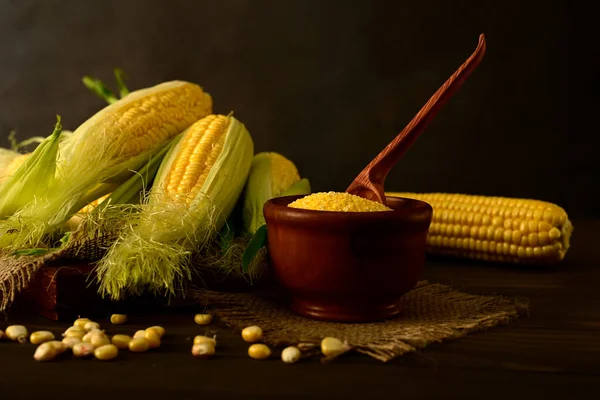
{"left": 241, "top": 152, "right": 309, "bottom": 236}
{"left": 94, "top": 115, "right": 254, "bottom": 300}
{"left": 0, "top": 81, "right": 211, "bottom": 250}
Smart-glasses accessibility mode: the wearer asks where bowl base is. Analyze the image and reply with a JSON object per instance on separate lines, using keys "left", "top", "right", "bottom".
{"left": 289, "top": 297, "right": 403, "bottom": 323}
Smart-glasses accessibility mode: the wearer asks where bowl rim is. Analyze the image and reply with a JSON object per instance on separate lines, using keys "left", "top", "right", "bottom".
{"left": 263, "top": 194, "right": 433, "bottom": 224}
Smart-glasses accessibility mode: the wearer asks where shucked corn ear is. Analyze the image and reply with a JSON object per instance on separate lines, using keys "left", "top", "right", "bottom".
{"left": 0, "top": 81, "right": 212, "bottom": 250}
{"left": 242, "top": 152, "right": 310, "bottom": 235}
{"left": 95, "top": 114, "right": 254, "bottom": 299}
{"left": 386, "top": 192, "right": 573, "bottom": 265}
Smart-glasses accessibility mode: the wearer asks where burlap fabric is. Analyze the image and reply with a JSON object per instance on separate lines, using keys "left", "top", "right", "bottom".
{"left": 189, "top": 282, "right": 527, "bottom": 362}
{"left": 0, "top": 218, "right": 120, "bottom": 310}
{"left": 0, "top": 215, "right": 258, "bottom": 310}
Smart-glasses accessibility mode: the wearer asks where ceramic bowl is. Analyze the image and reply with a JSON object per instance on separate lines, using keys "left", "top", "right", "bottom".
{"left": 262, "top": 195, "right": 433, "bottom": 322}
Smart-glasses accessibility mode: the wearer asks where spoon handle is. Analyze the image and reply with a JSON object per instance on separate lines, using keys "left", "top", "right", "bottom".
{"left": 346, "top": 34, "right": 487, "bottom": 204}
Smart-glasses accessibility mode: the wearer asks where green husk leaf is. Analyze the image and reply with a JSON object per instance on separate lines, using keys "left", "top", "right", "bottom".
{"left": 82, "top": 76, "right": 118, "bottom": 104}
{"left": 96, "top": 134, "right": 179, "bottom": 210}
{"left": 0, "top": 116, "right": 63, "bottom": 218}
{"left": 241, "top": 152, "right": 310, "bottom": 236}
{"left": 279, "top": 177, "right": 311, "bottom": 197}
{"left": 113, "top": 68, "right": 130, "bottom": 98}
{"left": 238, "top": 178, "right": 311, "bottom": 272}
{"left": 242, "top": 224, "right": 267, "bottom": 273}
{"left": 7, "top": 131, "right": 46, "bottom": 152}
{"left": 11, "top": 248, "right": 50, "bottom": 257}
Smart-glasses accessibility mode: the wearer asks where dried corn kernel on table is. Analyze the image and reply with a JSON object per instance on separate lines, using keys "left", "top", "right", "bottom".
{"left": 0, "top": 218, "right": 599, "bottom": 400}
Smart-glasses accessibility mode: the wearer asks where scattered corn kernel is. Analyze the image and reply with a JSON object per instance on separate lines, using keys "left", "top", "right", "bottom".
{"left": 281, "top": 346, "right": 301, "bottom": 364}
{"left": 5, "top": 325, "right": 28, "bottom": 343}
{"left": 64, "top": 330, "right": 85, "bottom": 339}
{"left": 73, "top": 318, "right": 91, "bottom": 328}
{"left": 63, "top": 326, "right": 86, "bottom": 336}
{"left": 62, "top": 337, "right": 81, "bottom": 348}
{"left": 133, "top": 330, "right": 146, "bottom": 339}
{"left": 194, "top": 314, "right": 213, "bottom": 325}
{"left": 110, "top": 314, "right": 128, "bottom": 324}
{"left": 89, "top": 333, "right": 111, "bottom": 348}
{"left": 29, "top": 331, "right": 55, "bottom": 345}
{"left": 147, "top": 326, "right": 165, "bottom": 338}
{"left": 47, "top": 340, "right": 68, "bottom": 354}
{"left": 73, "top": 342, "right": 95, "bottom": 357}
{"left": 241, "top": 326, "right": 263, "bottom": 343}
{"left": 83, "top": 321, "right": 100, "bottom": 332}
{"left": 0, "top": 329, "right": 4, "bottom": 340}
{"left": 321, "top": 337, "right": 349, "bottom": 357}
{"left": 94, "top": 344, "right": 118, "bottom": 360}
{"left": 128, "top": 337, "right": 150, "bottom": 353}
{"left": 192, "top": 342, "right": 215, "bottom": 358}
{"left": 144, "top": 329, "right": 161, "bottom": 349}
{"left": 82, "top": 329, "right": 102, "bottom": 342}
{"left": 288, "top": 192, "right": 393, "bottom": 212}
{"left": 193, "top": 335, "right": 217, "bottom": 346}
{"left": 111, "top": 334, "right": 132, "bottom": 349}
{"left": 248, "top": 343, "right": 271, "bottom": 360}
{"left": 33, "top": 342, "right": 57, "bottom": 361}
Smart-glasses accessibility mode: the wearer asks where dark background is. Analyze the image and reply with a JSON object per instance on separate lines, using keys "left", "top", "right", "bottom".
{"left": 0, "top": 1, "right": 586, "bottom": 215}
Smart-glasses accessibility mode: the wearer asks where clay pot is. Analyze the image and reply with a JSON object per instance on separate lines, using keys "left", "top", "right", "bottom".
{"left": 263, "top": 195, "right": 432, "bottom": 322}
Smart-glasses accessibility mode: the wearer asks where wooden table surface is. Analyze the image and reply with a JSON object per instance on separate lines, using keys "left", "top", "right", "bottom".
{"left": 1, "top": 219, "right": 598, "bottom": 399}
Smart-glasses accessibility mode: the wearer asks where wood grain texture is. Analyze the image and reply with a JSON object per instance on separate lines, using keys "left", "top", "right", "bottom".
{"left": 346, "top": 34, "right": 487, "bottom": 204}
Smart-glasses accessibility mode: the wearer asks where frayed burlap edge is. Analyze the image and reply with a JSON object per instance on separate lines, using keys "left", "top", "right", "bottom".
{"left": 0, "top": 219, "right": 120, "bottom": 311}
{"left": 189, "top": 281, "right": 528, "bottom": 362}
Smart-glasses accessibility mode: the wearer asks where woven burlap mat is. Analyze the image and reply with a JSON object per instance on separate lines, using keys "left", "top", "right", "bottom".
{"left": 0, "top": 221, "right": 119, "bottom": 311}
{"left": 189, "top": 282, "right": 528, "bottom": 362}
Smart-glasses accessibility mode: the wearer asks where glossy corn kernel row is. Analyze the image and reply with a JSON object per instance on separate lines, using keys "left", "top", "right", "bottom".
{"left": 162, "top": 114, "right": 229, "bottom": 203}
{"left": 387, "top": 192, "right": 573, "bottom": 265}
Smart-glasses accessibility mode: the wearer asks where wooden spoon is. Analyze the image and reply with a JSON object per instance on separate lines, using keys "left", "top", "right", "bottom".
{"left": 346, "top": 33, "right": 487, "bottom": 205}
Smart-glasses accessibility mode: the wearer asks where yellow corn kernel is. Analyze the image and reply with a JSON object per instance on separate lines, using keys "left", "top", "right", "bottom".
{"left": 387, "top": 192, "right": 572, "bottom": 265}
{"left": 77, "top": 193, "right": 111, "bottom": 214}
{"left": 70, "top": 82, "right": 213, "bottom": 160}
{"left": 162, "top": 114, "right": 228, "bottom": 202}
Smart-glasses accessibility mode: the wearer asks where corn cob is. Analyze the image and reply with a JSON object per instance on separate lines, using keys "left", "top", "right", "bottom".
{"left": 95, "top": 114, "right": 254, "bottom": 299}
{"left": 0, "top": 81, "right": 212, "bottom": 250}
{"left": 242, "top": 152, "right": 310, "bottom": 235}
{"left": 386, "top": 192, "right": 573, "bottom": 265}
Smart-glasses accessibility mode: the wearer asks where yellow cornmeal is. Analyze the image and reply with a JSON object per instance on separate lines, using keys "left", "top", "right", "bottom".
{"left": 288, "top": 192, "right": 392, "bottom": 212}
